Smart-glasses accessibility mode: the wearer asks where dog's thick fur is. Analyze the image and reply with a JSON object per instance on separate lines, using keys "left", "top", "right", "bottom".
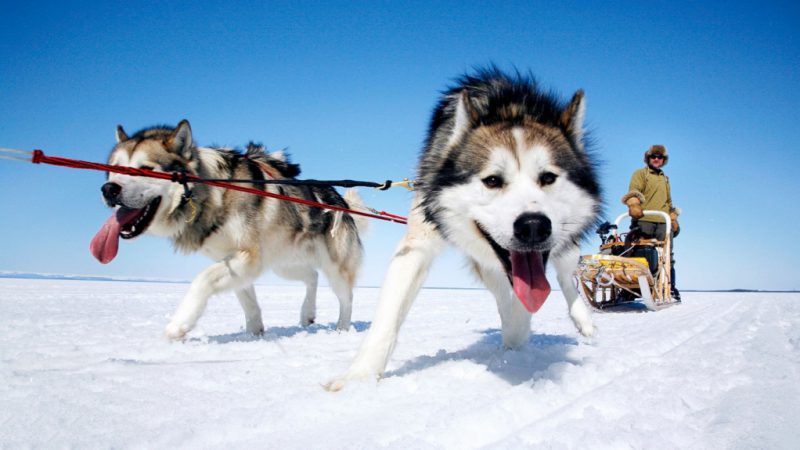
{"left": 91, "top": 120, "right": 366, "bottom": 338}
{"left": 328, "top": 68, "right": 600, "bottom": 390}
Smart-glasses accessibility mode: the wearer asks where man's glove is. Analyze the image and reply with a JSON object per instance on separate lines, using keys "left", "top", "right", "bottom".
{"left": 622, "top": 192, "right": 645, "bottom": 219}
{"left": 670, "top": 210, "right": 680, "bottom": 236}
{"left": 628, "top": 200, "right": 643, "bottom": 219}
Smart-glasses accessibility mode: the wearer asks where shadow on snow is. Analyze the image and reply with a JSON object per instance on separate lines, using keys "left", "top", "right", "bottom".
{"left": 195, "top": 320, "right": 372, "bottom": 344}
{"left": 195, "top": 323, "right": 583, "bottom": 387}
{"left": 384, "top": 329, "right": 582, "bottom": 386}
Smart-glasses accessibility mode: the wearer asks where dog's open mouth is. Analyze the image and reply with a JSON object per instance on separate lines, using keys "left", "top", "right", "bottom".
{"left": 90, "top": 197, "right": 161, "bottom": 264}
{"left": 477, "top": 224, "right": 551, "bottom": 313}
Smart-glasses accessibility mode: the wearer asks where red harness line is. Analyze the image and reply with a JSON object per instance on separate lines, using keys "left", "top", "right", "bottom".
{"left": 30, "top": 150, "right": 408, "bottom": 225}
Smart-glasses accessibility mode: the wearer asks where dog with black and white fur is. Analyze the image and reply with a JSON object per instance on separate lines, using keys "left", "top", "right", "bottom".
{"left": 91, "top": 120, "right": 367, "bottom": 339}
{"left": 328, "top": 68, "right": 600, "bottom": 390}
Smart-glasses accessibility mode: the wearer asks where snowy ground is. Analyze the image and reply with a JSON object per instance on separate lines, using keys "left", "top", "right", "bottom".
{"left": 1, "top": 279, "right": 798, "bottom": 449}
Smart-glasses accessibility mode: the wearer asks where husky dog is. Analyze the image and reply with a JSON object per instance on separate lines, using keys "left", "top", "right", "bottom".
{"left": 327, "top": 68, "right": 600, "bottom": 390}
{"left": 90, "top": 120, "right": 366, "bottom": 339}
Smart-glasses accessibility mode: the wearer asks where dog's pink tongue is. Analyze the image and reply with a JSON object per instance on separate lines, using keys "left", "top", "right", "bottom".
{"left": 90, "top": 208, "right": 140, "bottom": 264}
{"left": 511, "top": 251, "right": 551, "bottom": 313}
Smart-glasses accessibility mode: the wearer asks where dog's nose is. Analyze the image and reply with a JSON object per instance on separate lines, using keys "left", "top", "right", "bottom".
{"left": 513, "top": 212, "right": 552, "bottom": 245}
{"left": 101, "top": 182, "right": 122, "bottom": 205}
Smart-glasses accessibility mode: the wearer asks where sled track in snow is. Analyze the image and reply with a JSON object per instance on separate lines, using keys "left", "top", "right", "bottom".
{"left": 483, "top": 298, "right": 755, "bottom": 447}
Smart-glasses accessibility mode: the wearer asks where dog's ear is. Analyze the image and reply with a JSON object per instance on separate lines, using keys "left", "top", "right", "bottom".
{"left": 169, "top": 120, "right": 194, "bottom": 159}
{"left": 447, "top": 90, "right": 478, "bottom": 147}
{"left": 116, "top": 125, "right": 129, "bottom": 143}
{"left": 560, "top": 90, "right": 585, "bottom": 145}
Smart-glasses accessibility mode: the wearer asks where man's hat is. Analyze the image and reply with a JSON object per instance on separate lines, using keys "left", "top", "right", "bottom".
{"left": 644, "top": 144, "right": 668, "bottom": 165}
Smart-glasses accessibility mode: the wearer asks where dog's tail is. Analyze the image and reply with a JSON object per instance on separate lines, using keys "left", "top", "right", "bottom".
{"left": 328, "top": 189, "right": 368, "bottom": 276}
{"left": 342, "top": 189, "right": 369, "bottom": 235}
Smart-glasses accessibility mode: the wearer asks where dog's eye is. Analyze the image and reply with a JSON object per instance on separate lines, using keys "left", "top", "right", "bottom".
{"left": 482, "top": 175, "right": 504, "bottom": 189}
{"left": 539, "top": 172, "right": 558, "bottom": 186}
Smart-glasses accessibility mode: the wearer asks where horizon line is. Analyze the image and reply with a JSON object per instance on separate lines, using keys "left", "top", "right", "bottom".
{"left": 1, "top": 271, "right": 796, "bottom": 293}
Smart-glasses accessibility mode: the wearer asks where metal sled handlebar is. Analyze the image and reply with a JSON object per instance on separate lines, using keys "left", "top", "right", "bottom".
{"left": 614, "top": 210, "right": 671, "bottom": 231}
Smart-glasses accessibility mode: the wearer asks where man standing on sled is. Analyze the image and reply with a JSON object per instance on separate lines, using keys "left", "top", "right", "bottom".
{"left": 621, "top": 144, "right": 681, "bottom": 301}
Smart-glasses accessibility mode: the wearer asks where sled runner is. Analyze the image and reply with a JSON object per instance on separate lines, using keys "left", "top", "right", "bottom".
{"left": 575, "top": 210, "right": 678, "bottom": 311}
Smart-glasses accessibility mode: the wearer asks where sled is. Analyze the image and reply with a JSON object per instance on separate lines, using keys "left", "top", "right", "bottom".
{"left": 575, "top": 210, "right": 678, "bottom": 312}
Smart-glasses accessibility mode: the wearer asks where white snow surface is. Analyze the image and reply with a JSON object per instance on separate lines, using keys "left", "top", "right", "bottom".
{"left": 1, "top": 279, "right": 799, "bottom": 449}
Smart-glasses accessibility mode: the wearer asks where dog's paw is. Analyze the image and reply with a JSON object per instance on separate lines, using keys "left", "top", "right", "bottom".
{"left": 569, "top": 301, "right": 595, "bottom": 337}
{"left": 245, "top": 321, "right": 265, "bottom": 336}
{"left": 322, "top": 370, "right": 379, "bottom": 392}
{"left": 164, "top": 322, "right": 190, "bottom": 340}
{"left": 573, "top": 318, "right": 596, "bottom": 338}
{"left": 247, "top": 326, "right": 265, "bottom": 336}
{"left": 322, "top": 377, "right": 348, "bottom": 392}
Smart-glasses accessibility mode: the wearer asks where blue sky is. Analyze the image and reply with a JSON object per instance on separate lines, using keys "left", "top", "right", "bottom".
{"left": 1, "top": 1, "right": 798, "bottom": 290}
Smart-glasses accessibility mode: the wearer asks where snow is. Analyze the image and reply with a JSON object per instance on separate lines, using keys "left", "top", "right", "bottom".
{"left": 1, "top": 279, "right": 799, "bottom": 449}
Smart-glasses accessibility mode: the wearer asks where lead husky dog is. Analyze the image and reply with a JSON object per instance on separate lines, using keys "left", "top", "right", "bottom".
{"left": 328, "top": 69, "right": 600, "bottom": 390}
{"left": 90, "top": 120, "right": 367, "bottom": 339}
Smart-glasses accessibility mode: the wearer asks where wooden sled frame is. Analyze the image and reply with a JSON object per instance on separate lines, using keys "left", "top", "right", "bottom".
{"left": 575, "top": 210, "right": 676, "bottom": 311}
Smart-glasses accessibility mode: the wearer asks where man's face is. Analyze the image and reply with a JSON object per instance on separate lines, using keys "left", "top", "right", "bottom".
{"left": 649, "top": 154, "right": 665, "bottom": 169}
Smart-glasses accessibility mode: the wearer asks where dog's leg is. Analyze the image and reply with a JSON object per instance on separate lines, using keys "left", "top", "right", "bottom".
{"left": 324, "top": 267, "right": 354, "bottom": 331}
{"left": 553, "top": 245, "right": 595, "bottom": 337}
{"left": 300, "top": 270, "right": 319, "bottom": 327}
{"left": 477, "top": 265, "right": 531, "bottom": 349}
{"left": 274, "top": 266, "right": 319, "bottom": 327}
{"left": 165, "top": 251, "right": 260, "bottom": 340}
{"left": 235, "top": 284, "right": 264, "bottom": 335}
{"left": 325, "top": 204, "right": 443, "bottom": 391}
